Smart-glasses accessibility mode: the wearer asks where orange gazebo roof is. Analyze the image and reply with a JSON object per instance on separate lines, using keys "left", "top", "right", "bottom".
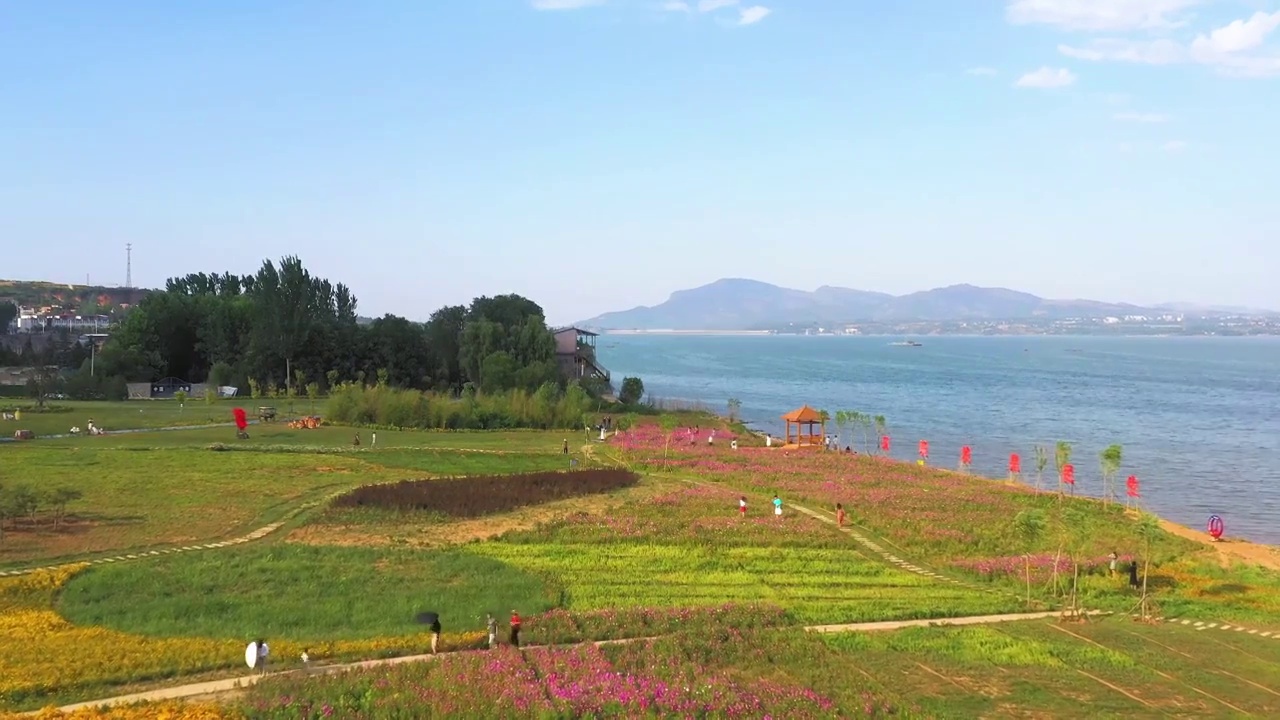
{"left": 781, "top": 405, "right": 823, "bottom": 423}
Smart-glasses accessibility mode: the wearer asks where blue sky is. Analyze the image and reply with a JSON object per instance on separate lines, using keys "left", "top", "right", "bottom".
{"left": 2, "top": 0, "right": 1278, "bottom": 322}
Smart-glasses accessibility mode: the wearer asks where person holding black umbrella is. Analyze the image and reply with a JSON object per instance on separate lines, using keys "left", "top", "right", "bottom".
{"left": 430, "top": 615, "right": 442, "bottom": 654}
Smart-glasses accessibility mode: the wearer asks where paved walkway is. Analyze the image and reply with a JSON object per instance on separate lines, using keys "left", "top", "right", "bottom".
{"left": 47, "top": 610, "right": 1100, "bottom": 713}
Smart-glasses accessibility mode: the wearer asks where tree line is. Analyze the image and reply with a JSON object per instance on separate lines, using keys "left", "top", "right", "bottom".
{"left": 84, "top": 256, "right": 572, "bottom": 396}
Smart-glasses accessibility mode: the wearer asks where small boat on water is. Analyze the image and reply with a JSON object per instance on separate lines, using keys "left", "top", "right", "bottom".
{"left": 889, "top": 341, "right": 923, "bottom": 347}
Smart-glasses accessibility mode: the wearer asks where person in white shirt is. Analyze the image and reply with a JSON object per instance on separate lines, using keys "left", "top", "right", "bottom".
{"left": 255, "top": 639, "right": 269, "bottom": 676}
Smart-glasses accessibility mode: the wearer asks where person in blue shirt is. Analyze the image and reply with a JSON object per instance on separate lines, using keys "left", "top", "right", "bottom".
{"left": 773, "top": 495, "right": 782, "bottom": 518}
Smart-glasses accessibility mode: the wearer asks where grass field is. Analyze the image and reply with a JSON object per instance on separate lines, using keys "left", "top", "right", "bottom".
{"left": 0, "top": 427, "right": 580, "bottom": 567}
{"left": 0, "top": 400, "right": 237, "bottom": 437}
{"left": 3, "top": 416, "right": 1280, "bottom": 717}
{"left": 57, "top": 545, "right": 556, "bottom": 640}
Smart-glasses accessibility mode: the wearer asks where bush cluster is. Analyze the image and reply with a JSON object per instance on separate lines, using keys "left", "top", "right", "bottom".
{"left": 324, "top": 382, "right": 599, "bottom": 431}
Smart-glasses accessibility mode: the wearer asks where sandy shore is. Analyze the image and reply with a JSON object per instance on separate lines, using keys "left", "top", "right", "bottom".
{"left": 1157, "top": 518, "right": 1280, "bottom": 570}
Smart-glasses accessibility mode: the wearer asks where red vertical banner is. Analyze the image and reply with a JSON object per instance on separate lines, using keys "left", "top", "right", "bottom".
{"left": 880, "top": 435, "right": 891, "bottom": 454}
{"left": 918, "top": 440, "right": 929, "bottom": 462}
{"left": 1125, "top": 475, "right": 1139, "bottom": 497}
{"left": 1062, "top": 464, "right": 1075, "bottom": 491}
{"left": 960, "top": 445, "right": 972, "bottom": 464}
{"left": 1008, "top": 453, "right": 1021, "bottom": 482}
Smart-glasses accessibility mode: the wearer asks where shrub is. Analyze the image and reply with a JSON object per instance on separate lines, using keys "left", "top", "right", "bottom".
{"left": 324, "top": 383, "right": 594, "bottom": 430}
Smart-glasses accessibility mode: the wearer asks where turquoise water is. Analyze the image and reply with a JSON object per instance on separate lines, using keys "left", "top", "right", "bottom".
{"left": 599, "top": 335, "right": 1280, "bottom": 545}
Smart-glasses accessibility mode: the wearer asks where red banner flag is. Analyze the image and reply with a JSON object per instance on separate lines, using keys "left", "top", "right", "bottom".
{"left": 918, "top": 440, "right": 929, "bottom": 459}
{"left": 1062, "top": 464, "right": 1075, "bottom": 485}
{"left": 232, "top": 407, "right": 248, "bottom": 431}
{"left": 880, "top": 435, "right": 890, "bottom": 453}
{"left": 960, "top": 446, "right": 972, "bottom": 465}
{"left": 1126, "top": 475, "right": 1139, "bottom": 498}
{"left": 1009, "top": 453, "right": 1021, "bottom": 473}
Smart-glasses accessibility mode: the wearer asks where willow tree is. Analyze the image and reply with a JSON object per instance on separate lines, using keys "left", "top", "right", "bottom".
{"left": 873, "top": 415, "right": 887, "bottom": 454}
{"left": 1014, "top": 508, "right": 1047, "bottom": 607}
{"left": 1099, "top": 444, "right": 1123, "bottom": 506}
{"left": 1033, "top": 445, "right": 1049, "bottom": 491}
{"left": 834, "top": 411, "right": 851, "bottom": 449}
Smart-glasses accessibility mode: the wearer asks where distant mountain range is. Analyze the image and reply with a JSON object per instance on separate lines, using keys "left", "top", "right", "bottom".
{"left": 576, "top": 279, "right": 1276, "bottom": 331}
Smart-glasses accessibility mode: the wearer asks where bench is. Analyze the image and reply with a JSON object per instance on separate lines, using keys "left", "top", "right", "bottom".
{"left": 258, "top": 407, "right": 277, "bottom": 422}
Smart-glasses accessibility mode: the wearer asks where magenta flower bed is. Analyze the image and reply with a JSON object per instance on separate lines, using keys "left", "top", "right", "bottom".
{"left": 243, "top": 641, "right": 835, "bottom": 719}
{"left": 953, "top": 553, "right": 1135, "bottom": 580}
{"left": 526, "top": 603, "right": 791, "bottom": 645}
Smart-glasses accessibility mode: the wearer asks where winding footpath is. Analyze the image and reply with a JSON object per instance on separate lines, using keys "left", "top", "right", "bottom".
{"left": 44, "top": 610, "right": 1096, "bottom": 713}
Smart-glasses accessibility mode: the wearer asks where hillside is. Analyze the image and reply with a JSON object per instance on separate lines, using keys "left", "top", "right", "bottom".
{"left": 0, "top": 280, "right": 143, "bottom": 314}
{"left": 577, "top": 279, "right": 1249, "bottom": 330}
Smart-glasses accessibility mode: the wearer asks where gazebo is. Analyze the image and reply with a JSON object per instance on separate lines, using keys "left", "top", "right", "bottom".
{"left": 781, "top": 405, "right": 825, "bottom": 449}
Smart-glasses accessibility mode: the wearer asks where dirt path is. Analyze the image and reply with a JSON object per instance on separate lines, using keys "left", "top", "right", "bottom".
{"left": 1158, "top": 518, "right": 1280, "bottom": 571}
{"left": 41, "top": 611, "right": 1095, "bottom": 714}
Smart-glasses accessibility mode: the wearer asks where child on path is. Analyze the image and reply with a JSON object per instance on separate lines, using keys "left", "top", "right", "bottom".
{"left": 836, "top": 503, "right": 846, "bottom": 527}
{"left": 773, "top": 495, "right": 783, "bottom": 518}
{"left": 301, "top": 648, "right": 311, "bottom": 674}
{"left": 487, "top": 613, "right": 498, "bottom": 649}
{"left": 510, "top": 610, "right": 522, "bottom": 647}
{"left": 739, "top": 496, "right": 747, "bottom": 517}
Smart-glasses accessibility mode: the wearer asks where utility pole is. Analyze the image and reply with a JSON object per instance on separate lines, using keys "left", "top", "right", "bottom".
{"left": 126, "top": 243, "right": 132, "bottom": 289}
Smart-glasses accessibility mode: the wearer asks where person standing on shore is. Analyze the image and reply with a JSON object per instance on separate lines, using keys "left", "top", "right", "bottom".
{"left": 836, "top": 503, "right": 846, "bottom": 527}
{"left": 773, "top": 495, "right": 783, "bottom": 519}
{"left": 510, "top": 610, "right": 522, "bottom": 647}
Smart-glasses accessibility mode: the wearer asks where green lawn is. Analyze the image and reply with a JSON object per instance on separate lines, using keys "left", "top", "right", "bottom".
{"left": 0, "top": 426, "right": 582, "bottom": 568}
{"left": 58, "top": 545, "right": 556, "bottom": 640}
{"left": 0, "top": 400, "right": 233, "bottom": 437}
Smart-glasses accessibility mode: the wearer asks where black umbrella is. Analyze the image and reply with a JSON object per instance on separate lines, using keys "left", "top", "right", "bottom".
{"left": 415, "top": 611, "right": 439, "bottom": 625}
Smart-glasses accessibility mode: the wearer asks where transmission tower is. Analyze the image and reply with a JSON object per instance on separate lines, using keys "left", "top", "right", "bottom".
{"left": 126, "top": 243, "right": 132, "bottom": 289}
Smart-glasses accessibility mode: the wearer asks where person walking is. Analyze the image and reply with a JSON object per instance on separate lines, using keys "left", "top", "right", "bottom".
{"left": 255, "top": 639, "right": 270, "bottom": 676}
{"left": 836, "top": 503, "right": 847, "bottom": 527}
{"left": 430, "top": 615, "right": 442, "bottom": 654}
{"left": 1108, "top": 551, "right": 1118, "bottom": 577}
{"left": 773, "top": 495, "right": 783, "bottom": 519}
{"left": 562, "top": 439, "right": 569, "bottom": 455}
{"left": 510, "top": 610, "right": 522, "bottom": 647}
{"left": 486, "top": 612, "right": 498, "bottom": 649}
{"left": 301, "top": 648, "right": 311, "bottom": 674}
{"left": 739, "top": 495, "right": 747, "bottom": 518}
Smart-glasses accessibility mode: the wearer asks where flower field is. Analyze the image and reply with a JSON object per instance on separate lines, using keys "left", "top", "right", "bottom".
{"left": 238, "top": 636, "right": 842, "bottom": 719}
{"left": 330, "top": 469, "right": 640, "bottom": 517}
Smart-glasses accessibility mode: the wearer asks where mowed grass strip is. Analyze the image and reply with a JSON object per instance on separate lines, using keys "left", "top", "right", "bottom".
{"left": 819, "top": 619, "right": 1280, "bottom": 718}
{"left": 470, "top": 543, "right": 1022, "bottom": 624}
{"left": 0, "top": 400, "right": 231, "bottom": 437}
{"left": 57, "top": 544, "right": 558, "bottom": 641}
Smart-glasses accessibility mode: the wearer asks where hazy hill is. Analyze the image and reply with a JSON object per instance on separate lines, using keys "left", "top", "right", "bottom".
{"left": 577, "top": 279, "right": 1237, "bottom": 330}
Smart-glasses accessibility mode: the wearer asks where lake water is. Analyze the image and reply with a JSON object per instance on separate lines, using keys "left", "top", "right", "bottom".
{"left": 598, "top": 335, "right": 1280, "bottom": 545}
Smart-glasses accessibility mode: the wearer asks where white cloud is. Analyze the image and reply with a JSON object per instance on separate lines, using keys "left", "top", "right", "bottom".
{"left": 966, "top": 66, "right": 998, "bottom": 75}
{"left": 1114, "top": 111, "right": 1169, "bottom": 122}
{"left": 697, "top": 0, "right": 738, "bottom": 11}
{"left": 737, "top": 5, "right": 770, "bottom": 25}
{"left": 1057, "top": 12, "right": 1280, "bottom": 78}
{"left": 531, "top": 0, "right": 605, "bottom": 9}
{"left": 661, "top": 1, "right": 691, "bottom": 11}
{"left": 1190, "top": 11, "right": 1280, "bottom": 56}
{"left": 1014, "top": 66, "right": 1078, "bottom": 87}
{"left": 1059, "top": 38, "right": 1184, "bottom": 64}
{"left": 1005, "top": 0, "right": 1203, "bottom": 32}
{"left": 1162, "top": 140, "right": 1188, "bottom": 151}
